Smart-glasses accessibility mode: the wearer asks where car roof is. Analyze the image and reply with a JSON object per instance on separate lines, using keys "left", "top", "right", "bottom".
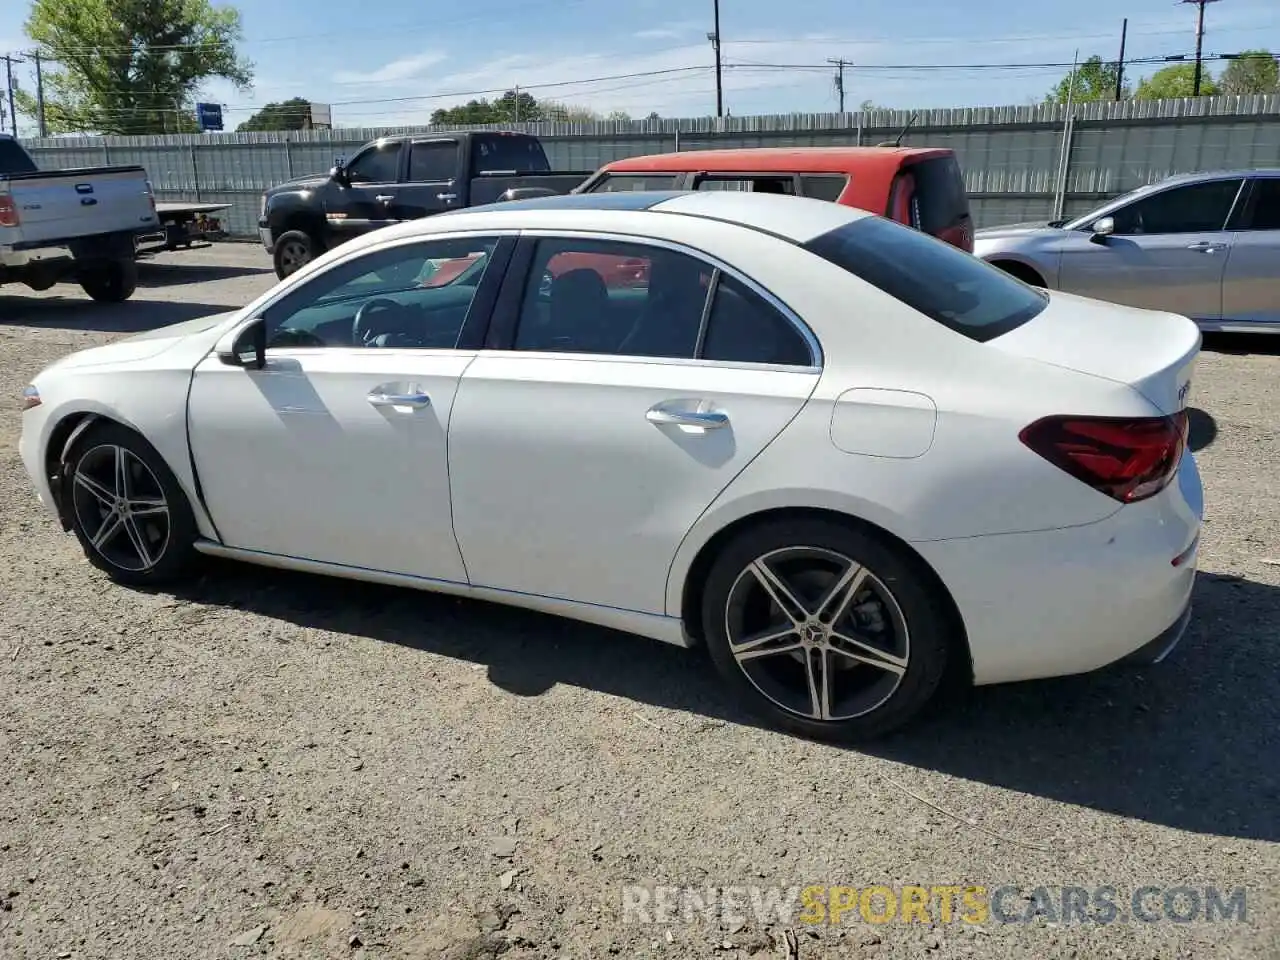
{"left": 357, "top": 190, "right": 872, "bottom": 252}
{"left": 1155, "top": 168, "right": 1280, "bottom": 186}
{"left": 599, "top": 146, "right": 953, "bottom": 175}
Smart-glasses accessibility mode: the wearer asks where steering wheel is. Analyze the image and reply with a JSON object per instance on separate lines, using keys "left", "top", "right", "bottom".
{"left": 268, "top": 327, "right": 326, "bottom": 349}
{"left": 352, "top": 298, "right": 407, "bottom": 345}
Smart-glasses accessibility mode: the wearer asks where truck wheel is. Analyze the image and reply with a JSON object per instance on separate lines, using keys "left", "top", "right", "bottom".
{"left": 79, "top": 259, "right": 139, "bottom": 303}
{"left": 273, "top": 230, "right": 322, "bottom": 280}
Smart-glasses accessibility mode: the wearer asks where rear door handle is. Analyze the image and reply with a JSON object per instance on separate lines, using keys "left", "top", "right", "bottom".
{"left": 1186, "top": 241, "right": 1225, "bottom": 253}
{"left": 368, "top": 391, "right": 431, "bottom": 408}
{"left": 437, "top": 192, "right": 458, "bottom": 201}
{"left": 646, "top": 406, "right": 728, "bottom": 430}
{"left": 374, "top": 194, "right": 395, "bottom": 203}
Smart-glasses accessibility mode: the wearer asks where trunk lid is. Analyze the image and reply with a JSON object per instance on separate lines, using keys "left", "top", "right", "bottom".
{"left": 990, "top": 290, "right": 1200, "bottom": 415}
{"left": 5, "top": 167, "right": 157, "bottom": 244}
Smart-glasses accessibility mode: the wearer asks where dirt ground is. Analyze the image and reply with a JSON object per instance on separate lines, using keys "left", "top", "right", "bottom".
{"left": 1, "top": 244, "right": 1277, "bottom": 960}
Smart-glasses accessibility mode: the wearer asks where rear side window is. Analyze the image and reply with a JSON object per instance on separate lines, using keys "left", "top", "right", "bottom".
{"left": 799, "top": 175, "right": 848, "bottom": 203}
{"left": 409, "top": 141, "right": 457, "bottom": 182}
{"left": 694, "top": 175, "right": 796, "bottom": 195}
{"left": 584, "top": 173, "right": 681, "bottom": 192}
{"left": 803, "top": 216, "right": 1048, "bottom": 342}
{"left": 0, "top": 138, "right": 37, "bottom": 175}
{"left": 472, "top": 135, "right": 551, "bottom": 175}
{"left": 906, "top": 156, "right": 969, "bottom": 235}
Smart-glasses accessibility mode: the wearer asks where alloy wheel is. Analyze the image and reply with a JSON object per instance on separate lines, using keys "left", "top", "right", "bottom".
{"left": 723, "top": 546, "right": 910, "bottom": 722}
{"left": 279, "top": 239, "right": 310, "bottom": 274}
{"left": 70, "top": 444, "right": 171, "bottom": 573}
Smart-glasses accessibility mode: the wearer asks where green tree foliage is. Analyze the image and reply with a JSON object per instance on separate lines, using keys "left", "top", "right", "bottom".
{"left": 15, "top": 0, "right": 252, "bottom": 135}
{"left": 1133, "top": 62, "right": 1219, "bottom": 100}
{"left": 1044, "top": 55, "right": 1130, "bottom": 103}
{"left": 237, "top": 96, "right": 313, "bottom": 132}
{"left": 430, "top": 89, "right": 632, "bottom": 125}
{"left": 1218, "top": 50, "right": 1279, "bottom": 95}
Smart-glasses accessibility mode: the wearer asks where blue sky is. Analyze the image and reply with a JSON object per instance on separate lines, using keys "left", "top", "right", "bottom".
{"left": 1, "top": 0, "right": 1275, "bottom": 131}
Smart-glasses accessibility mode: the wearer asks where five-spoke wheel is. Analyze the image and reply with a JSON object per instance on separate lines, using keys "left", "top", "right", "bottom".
{"left": 63, "top": 422, "right": 199, "bottom": 584}
{"left": 703, "top": 518, "right": 953, "bottom": 741}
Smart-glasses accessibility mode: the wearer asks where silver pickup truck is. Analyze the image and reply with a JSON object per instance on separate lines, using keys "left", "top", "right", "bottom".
{"left": 1, "top": 134, "right": 160, "bottom": 303}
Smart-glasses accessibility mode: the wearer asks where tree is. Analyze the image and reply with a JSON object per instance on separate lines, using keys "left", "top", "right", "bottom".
{"left": 237, "top": 97, "right": 313, "bottom": 132}
{"left": 431, "top": 88, "right": 542, "bottom": 124}
{"left": 1133, "top": 62, "right": 1219, "bottom": 100}
{"left": 1219, "top": 49, "right": 1279, "bottom": 95}
{"left": 14, "top": 0, "right": 252, "bottom": 136}
{"left": 859, "top": 99, "right": 891, "bottom": 111}
{"left": 1044, "top": 55, "right": 1129, "bottom": 103}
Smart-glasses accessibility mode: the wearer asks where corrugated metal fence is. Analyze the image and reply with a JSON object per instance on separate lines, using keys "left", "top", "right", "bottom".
{"left": 19, "top": 94, "right": 1280, "bottom": 238}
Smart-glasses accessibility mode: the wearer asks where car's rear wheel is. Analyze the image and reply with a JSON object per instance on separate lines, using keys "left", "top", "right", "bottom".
{"left": 63, "top": 422, "right": 200, "bottom": 586}
{"left": 273, "top": 229, "right": 322, "bottom": 279}
{"left": 701, "top": 518, "right": 952, "bottom": 742}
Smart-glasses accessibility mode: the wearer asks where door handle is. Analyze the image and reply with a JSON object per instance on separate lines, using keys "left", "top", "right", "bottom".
{"left": 1186, "top": 241, "right": 1224, "bottom": 253}
{"left": 437, "top": 192, "right": 458, "bottom": 201}
{"left": 375, "top": 194, "right": 395, "bottom": 203}
{"left": 646, "top": 407, "right": 728, "bottom": 430}
{"left": 368, "top": 391, "right": 431, "bottom": 408}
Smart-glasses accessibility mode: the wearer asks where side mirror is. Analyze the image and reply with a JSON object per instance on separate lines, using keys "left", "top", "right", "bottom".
{"left": 1090, "top": 216, "right": 1115, "bottom": 243}
{"left": 215, "top": 316, "right": 267, "bottom": 370}
{"left": 329, "top": 161, "right": 348, "bottom": 186}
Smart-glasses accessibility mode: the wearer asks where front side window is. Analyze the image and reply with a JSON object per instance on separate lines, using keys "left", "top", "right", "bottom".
{"left": 584, "top": 173, "right": 682, "bottom": 193}
{"left": 262, "top": 236, "right": 499, "bottom": 350}
{"left": 1109, "top": 179, "right": 1243, "bottom": 235}
{"left": 512, "top": 237, "right": 814, "bottom": 365}
{"left": 345, "top": 142, "right": 402, "bottom": 184}
{"left": 804, "top": 215, "right": 1048, "bottom": 342}
{"left": 800, "top": 175, "right": 849, "bottom": 203}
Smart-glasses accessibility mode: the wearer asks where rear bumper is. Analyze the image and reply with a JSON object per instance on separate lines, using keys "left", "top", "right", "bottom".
{"left": 916, "top": 452, "right": 1203, "bottom": 685}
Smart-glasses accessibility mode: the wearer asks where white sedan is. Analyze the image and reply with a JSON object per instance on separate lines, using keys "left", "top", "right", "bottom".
{"left": 18, "top": 190, "right": 1204, "bottom": 741}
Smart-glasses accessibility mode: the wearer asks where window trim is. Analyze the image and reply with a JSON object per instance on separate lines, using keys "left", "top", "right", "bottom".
{"left": 486, "top": 230, "right": 823, "bottom": 370}
{"left": 236, "top": 230, "right": 517, "bottom": 356}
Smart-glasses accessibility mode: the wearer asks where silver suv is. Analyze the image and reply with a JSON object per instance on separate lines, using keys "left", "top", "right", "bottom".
{"left": 973, "top": 169, "right": 1280, "bottom": 333}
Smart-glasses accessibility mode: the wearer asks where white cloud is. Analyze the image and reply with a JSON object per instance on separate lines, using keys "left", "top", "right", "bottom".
{"left": 333, "top": 51, "right": 450, "bottom": 86}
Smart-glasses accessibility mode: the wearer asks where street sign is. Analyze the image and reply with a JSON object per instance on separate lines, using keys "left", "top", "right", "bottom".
{"left": 196, "top": 102, "right": 223, "bottom": 131}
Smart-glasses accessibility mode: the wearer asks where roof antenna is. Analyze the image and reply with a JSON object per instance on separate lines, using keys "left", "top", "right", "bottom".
{"left": 877, "top": 112, "right": 918, "bottom": 147}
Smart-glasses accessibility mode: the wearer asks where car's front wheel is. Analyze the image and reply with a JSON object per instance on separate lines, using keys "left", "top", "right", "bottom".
{"left": 62, "top": 422, "right": 200, "bottom": 586}
{"left": 701, "top": 518, "right": 953, "bottom": 742}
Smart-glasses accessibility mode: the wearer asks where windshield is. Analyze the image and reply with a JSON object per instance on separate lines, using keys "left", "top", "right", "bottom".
{"left": 0, "top": 138, "right": 38, "bottom": 175}
{"left": 803, "top": 216, "right": 1049, "bottom": 342}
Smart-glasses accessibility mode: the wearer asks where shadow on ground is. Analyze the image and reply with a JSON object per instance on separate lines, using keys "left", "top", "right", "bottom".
{"left": 157, "top": 560, "right": 1280, "bottom": 843}
{"left": 1202, "top": 332, "right": 1280, "bottom": 356}
{"left": 135, "top": 258, "right": 272, "bottom": 287}
{"left": 0, "top": 295, "right": 233, "bottom": 334}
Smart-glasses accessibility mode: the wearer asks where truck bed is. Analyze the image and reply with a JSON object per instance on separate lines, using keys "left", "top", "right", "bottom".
{"left": 469, "top": 172, "right": 594, "bottom": 206}
{"left": 0, "top": 164, "right": 159, "bottom": 248}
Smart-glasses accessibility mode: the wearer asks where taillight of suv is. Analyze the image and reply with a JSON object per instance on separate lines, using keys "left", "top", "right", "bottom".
{"left": 1019, "top": 412, "right": 1188, "bottom": 504}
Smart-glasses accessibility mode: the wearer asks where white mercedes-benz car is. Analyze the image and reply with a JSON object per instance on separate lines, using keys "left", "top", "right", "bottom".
{"left": 18, "top": 190, "right": 1204, "bottom": 741}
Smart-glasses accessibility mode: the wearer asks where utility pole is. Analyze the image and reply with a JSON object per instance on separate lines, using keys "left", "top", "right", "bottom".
{"left": 3, "top": 55, "right": 18, "bottom": 136}
{"left": 827, "top": 58, "right": 851, "bottom": 112}
{"left": 1114, "top": 18, "right": 1128, "bottom": 100}
{"left": 1182, "top": 0, "right": 1222, "bottom": 97}
{"left": 709, "top": 0, "right": 723, "bottom": 118}
{"left": 33, "top": 50, "right": 46, "bottom": 137}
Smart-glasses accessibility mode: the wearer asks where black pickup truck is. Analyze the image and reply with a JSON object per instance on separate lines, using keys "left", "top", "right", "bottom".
{"left": 259, "top": 130, "right": 591, "bottom": 278}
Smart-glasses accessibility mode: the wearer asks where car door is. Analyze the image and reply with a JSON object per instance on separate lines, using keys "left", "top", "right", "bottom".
{"left": 447, "top": 233, "right": 822, "bottom": 616}
{"left": 327, "top": 140, "right": 404, "bottom": 241}
{"left": 186, "top": 231, "right": 513, "bottom": 582}
{"left": 391, "top": 139, "right": 461, "bottom": 222}
{"left": 1056, "top": 177, "right": 1245, "bottom": 320}
{"left": 1221, "top": 175, "right": 1280, "bottom": 327}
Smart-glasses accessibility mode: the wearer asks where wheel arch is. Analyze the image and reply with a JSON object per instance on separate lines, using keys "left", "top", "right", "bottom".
{"left": 676, "top": 505, "right": 974, "bottom": 686}
{"left": 984, "top": 256, "right": 1047, "bottom": 287}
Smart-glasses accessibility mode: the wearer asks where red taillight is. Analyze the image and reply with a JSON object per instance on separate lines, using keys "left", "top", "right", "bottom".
{"left": 1019, "top": 412, "right": 1188, "bottom": 504}
{"left": 0, "top": 196, "right": 18, "bottom": 228}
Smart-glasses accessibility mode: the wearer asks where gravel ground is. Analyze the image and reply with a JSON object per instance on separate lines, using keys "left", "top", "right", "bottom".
{"left": 1, "top": 244, "right": 1277, "bottom": 960}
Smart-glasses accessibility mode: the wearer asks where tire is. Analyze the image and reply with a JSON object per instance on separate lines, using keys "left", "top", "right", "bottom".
{"left": 79, "top": 258, "right": 138, "bottom": 303}
{"left": 273, "top": 229, "right": 322, "bottom": 280}
{"left": 62, "top": 421, "right": 201, "bottom": 586}
{"left": 700, "top": 517, "right": 953, "bottom": 742}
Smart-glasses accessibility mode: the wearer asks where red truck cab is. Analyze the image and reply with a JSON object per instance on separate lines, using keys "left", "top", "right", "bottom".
{"left": 576, "top": 146, "right": 974, "bottom": 252}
